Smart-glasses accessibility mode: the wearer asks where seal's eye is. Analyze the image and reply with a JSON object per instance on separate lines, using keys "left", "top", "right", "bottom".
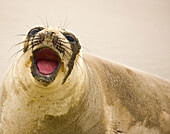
{"left": 28, "top": 27, "right": 44, "bottom": 37}
{"left": 65, "top": 35, "right": 75, "bottom": 42}
{"left": 30, "top": 29, "right": 39, "bottom": 35}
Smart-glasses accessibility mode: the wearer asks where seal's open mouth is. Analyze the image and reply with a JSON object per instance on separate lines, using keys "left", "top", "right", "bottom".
{"left": 31, "top": 47, "right": 61, "bottom": 84}
{"left": 36, "top": 48, "right": 59, "bottom": 75}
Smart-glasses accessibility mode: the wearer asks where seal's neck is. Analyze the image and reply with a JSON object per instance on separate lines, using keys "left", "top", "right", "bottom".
{"left": 10, "top": 52, "right": 86, "bottom": 117}
{"left": 32, "top": 67, "right": 106, "bottom": 133}
{"left": 2, "top": 53, "right": 106, "bottom": 133}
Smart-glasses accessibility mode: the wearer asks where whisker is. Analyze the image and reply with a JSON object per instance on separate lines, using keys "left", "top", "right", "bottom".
{"left": 8, "top": 48, "right": 24, "bottom": 62}
{"left": 17, "top": 38, "right": 42, "bottom": 64}
{"left": 59, "top": 42, "right": 72, "bottom": 51}
{"left": 32, "top": 41, "right": 40, "bottom": 47}
{"left": 81, "top": 46, "right": 91, "bottom": 52}
{"left": 49, "top": 16, "right": 53, "bottom": 26}
{"left": 61, "top": 51, "right": 70, "bottom": 62}
{"left": 58, "top": 16, "right": 62, "bottom": 28}
{"left": 9, "top": 36, "right": 40, "bottom": 52}
{"left": 59, "top": 40, "right": 68, "bottom": 43}
{"left": 45, "top": 15, "right": 49, "bottom": 27}
{"left": 16, "top": 45, "right": 34, "bottom": 66}
{"left": 75, "top": 60, "right": 83, "bottom": 74}
{"left": 10, "top": 39, "right": 37, "bottom": 61}
{"left": 79, "top": 54, "right": 88, "bottom": 71}
{"left": 64, "top": 49, "right": 72, "bottom": 57}
{"left": 38, "top": 16, "right": 46, "bottom": 26}
{"left": 65, "top": 18, "right": 71, "bottom": 29}
{"left": 63, "top": 14, "right": 68, "bottom": 29}
{"left": 9, "top": 40, "right": 29, "bottom": 52}
{"left": 59, "top": 40, "right": 70, "bottom": 44}
{"left": 26, "top": 25, "right": 32, "bottom": 29}
{"left": 77, "top": 53, "right": 84, "bottom": 60}
{"left": 15, "top": 34, "right": 27, "bottom": 37}
{"left": 30, "top": 37, "right": 40, "bottom": 44}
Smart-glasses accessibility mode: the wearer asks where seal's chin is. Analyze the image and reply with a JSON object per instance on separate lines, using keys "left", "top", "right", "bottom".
{"left": 31, "top": 47, "right": 61, "bottom": 84}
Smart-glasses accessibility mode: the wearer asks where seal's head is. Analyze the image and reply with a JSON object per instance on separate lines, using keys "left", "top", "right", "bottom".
{"left": 23, "top": 26, "right": 81, "bottom": 86}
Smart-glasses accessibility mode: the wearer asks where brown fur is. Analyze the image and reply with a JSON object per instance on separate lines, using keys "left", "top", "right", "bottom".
{"left": 81, "top": 53, "right": 170, "bottom": 134}
{"left": 34, "top": 53, "right": 170, "bottom": 133}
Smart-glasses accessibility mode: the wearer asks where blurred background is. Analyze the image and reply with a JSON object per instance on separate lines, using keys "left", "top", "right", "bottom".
{"left": 0, "top": 0, "right": 170, "bottom": 84}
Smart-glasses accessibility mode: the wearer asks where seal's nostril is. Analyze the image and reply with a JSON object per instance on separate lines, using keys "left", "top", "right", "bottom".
{"left": 46, "top": 31, "right": 55, "bottom": 38}
{"left": 52, "top": 36, "right": 58, "bottom": 45}
{"left": 50, "top": 32, "right": 55, "bottom": 36}
{"left": 39, "top": 33, "right": 45, "bottom": 43}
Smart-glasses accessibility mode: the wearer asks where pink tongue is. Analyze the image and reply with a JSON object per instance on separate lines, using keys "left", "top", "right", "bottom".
{"left": 37, "top": 60, "right": 58, "bottom": 75}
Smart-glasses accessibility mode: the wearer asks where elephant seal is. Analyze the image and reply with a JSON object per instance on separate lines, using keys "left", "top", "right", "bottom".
{"left": 0, "top": 26, "right": 170, "bottom": 134}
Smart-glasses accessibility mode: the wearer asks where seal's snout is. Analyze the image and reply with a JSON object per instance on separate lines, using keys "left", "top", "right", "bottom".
{"left": 37, "top": 32, "right": 63, "bottom": 53}
{"left": 38, "top": 33, "right": 45, "bottom": 44}
{"left": 38, "top": 32, "right": 58, "bottom": 45}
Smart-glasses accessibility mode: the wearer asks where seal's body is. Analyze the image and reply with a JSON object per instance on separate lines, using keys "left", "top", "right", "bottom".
{"left": 0, "top": 26, "right": 170, "bottom": 134}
